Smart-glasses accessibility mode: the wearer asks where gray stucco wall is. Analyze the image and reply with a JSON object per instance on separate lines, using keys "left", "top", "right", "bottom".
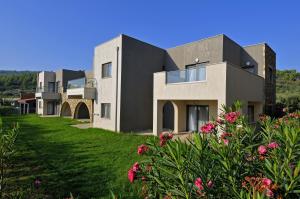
{"left": 222, "top": 35, "right": 243, "bottom": 67}
{"left": 120, "top": 35, "right": 165, "bottom": 131}
{"left": 164, "top": 35, "right": 224, "bottom": 70}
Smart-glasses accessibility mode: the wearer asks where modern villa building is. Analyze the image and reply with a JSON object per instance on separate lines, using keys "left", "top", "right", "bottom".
{"left": 35, "top": 34, "right": 276, "bottom": 136}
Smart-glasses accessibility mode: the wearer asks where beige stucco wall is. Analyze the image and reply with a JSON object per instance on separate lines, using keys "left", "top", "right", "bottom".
{"left": 93, "top": 35, "right": 122, "bottom": 131}
{"left": 226, "top": 63, "right": 265, "bottom": 109}
{"left": 154, "top": 62, "right": 227, "bottom": 103}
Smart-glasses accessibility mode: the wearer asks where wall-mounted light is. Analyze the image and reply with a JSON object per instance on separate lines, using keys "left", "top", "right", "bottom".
{"left": 195, "top": 58, "right": 199, "bottom": 63}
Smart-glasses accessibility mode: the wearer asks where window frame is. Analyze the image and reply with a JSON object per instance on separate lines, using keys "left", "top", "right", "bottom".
{"left": 102, "top": 62, "right": 112, "bottom": 78}
{"left": 101, "top": 103, "right": 111, "bottom": 119}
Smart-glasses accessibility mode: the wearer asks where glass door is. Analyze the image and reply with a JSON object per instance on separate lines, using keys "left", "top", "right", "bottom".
{"left": 187, "top": 105, "right": 209, "bottom": 132}
{"left": 188, "top": 106, "right": 198, "bottom": 131}
{"left": 47, "top": 102, "right": 54, "bottom": 115}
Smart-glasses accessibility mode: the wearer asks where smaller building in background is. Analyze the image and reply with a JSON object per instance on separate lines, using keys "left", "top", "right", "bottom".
{"left": 18, "top": 92, "right": 36, "bottom": 114}
{"left": 35, "top": 69, "right": 95, "bottom": 121}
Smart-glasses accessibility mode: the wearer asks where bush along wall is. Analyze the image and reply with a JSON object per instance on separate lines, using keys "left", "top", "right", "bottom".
{"left": 128, "top": 102, "right": 300, "bottom": 199}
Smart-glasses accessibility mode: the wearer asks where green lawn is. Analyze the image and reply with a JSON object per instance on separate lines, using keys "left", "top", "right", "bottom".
{"left": 3, "top": 114, "right": 151, "bottom": 198}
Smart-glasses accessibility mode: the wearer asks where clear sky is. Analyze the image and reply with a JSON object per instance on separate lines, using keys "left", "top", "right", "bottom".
{"left": 0, "top": 0, "right": 299, "bottom": 71}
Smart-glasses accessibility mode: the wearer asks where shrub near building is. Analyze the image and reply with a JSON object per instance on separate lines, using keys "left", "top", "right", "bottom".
{"left": 128, "top": 102, "right": 300, "bottom": 199}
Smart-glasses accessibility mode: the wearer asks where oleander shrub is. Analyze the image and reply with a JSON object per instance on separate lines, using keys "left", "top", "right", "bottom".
{"left": 0, "top": 118, "right": 19, "bottom": 197}
{"left": 128, "top": 102, "right": 300, "bottom": 198}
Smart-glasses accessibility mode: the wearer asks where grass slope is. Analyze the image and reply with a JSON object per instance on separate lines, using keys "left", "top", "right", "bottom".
{"left": 3, "top": 115, "right": 150, "bottom": 198}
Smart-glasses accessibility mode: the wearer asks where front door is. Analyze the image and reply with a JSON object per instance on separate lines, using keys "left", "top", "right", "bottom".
{"left": 47, "top": 102, "right": 54, "bottom": 115}
{"left": 187, "top": 105, "right": 209, "bottom": 132}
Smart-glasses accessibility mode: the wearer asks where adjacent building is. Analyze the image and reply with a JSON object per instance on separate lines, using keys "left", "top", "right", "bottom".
{"left": 35, "top": 34, "right": 276, "bottom": 136}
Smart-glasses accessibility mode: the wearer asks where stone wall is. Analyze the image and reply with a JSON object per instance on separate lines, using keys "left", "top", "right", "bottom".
{"left": 61, "top": 93, "right": 94, "bottom": 122}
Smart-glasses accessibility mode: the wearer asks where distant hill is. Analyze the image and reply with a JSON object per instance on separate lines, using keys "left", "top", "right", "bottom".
{"left": 276, "top": 69, "right": 300, "bottom": 112}
{"left": 0, "top": 70, "right": 38, "bottom": 76}
{"left": 0, "top": 70, "right": 38, "bottom": 97}
{"left": 276, "top": 69, "right": 300, "bottom": 100}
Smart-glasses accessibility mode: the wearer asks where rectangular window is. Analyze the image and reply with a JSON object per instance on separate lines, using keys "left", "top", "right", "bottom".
{"left": 102, "top": 62, "right": 112, "bottom": 78}
{"left": 101, "top": 103, "right": 111, "bottom": 119}
{"left": 185, "top": 63, "right": 207, "bottom": 82}
{"left": 248, "top": 105, "right": 255, "bottom": 123}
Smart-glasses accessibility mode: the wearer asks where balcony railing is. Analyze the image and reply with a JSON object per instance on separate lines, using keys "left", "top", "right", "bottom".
{"left": 166, "top": 65, "right": 206, "bottom": 84}
{"left": 67, "top": 78, "right": 96, "bottom": 89}
{"left": 36, "top": 86, "right": 60, "bottom": 93}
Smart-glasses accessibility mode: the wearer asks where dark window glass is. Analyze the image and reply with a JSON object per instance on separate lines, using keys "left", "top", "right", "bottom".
{"left": 102, "top": 62, "right": 112, "bottom": 78}
{"left": 101, "top": 103, "right": 111, "bottom": 119}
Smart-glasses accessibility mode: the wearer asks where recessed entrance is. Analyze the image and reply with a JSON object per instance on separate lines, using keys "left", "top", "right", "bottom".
{"left": 74, "top": 102, "right": 90, "bottom": 119}
{"left": 163, "top": 101, "right": 174, "bottom": 130}
{"left": 61, "top": 102, "right": 72, "bottom": 117}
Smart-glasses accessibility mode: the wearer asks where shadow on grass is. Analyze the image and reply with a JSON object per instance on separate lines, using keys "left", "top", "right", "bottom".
{"left": 4, "top": 115, "right": 117, "bottom": 198}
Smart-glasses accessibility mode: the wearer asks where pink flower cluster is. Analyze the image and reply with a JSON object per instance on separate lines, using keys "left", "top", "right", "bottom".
{"left": 194, "top": 177, "right": 213, "bottom": 192}
{"left": 128, "top": 162, "right": 140, "bottom": 183}
{"left": 137, "top": 144, "right": 149, "bottom": 155}
{"left": 200, "top": 123, "right": 216, "bottom": 134}
{"left": 242, "top": 176, "right": 275, "bottom": 197}
{"left": 288, "top": 112, "right": 300, "bottom": 119}
{"left": 258, "top": 141, "right": 279, "bottom": 156}
{"left": 224, "top": 112, "right": 240, "bottom": 123}
{"left": 159, "top": 132, "right": 173, "bottom": 146}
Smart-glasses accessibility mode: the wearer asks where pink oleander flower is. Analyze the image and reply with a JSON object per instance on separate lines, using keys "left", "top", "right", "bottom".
{"left": 132, "top": 162, "right": 140, "bottom": 172}
{"left": 137, "top": 144, "right": 149, "bottom": 155}
{"left": 258, "top": 145, "right": 267, "bottom": 155}
{"left": 201, "top": 123, "right": 215, "bottom": 134}
{"left": 159, "top": 132, "right": 173, "bottom": 146}
{"left": 224, "top": 112, "right": 240, "bottom": 123}
{"left": 267, "top": 142, "right": 279, "bottom": 149}
{"left": 222, "top": 139, "right": 229, "bottom": 145}
{"left": 128, "top": 168, "right": 136, "bottom": 183}
{"left": 207, "top": 180, "right": 213, "bottom": 188}
{"left": 265, "top": 188, "right": 274, "bottom": 197}
{"left": 194, "top": 178, "right": 204, "bottom": 190}
{"left": 262, "top": 178, "right": 272, "bottom": 187}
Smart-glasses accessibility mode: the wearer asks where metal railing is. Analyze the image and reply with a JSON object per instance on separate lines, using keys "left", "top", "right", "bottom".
{"left": 166, "top": 65, "right": 206, "bottom": 84}
{"left": 36, "top": 85, "right": 60, "bottom": 93}
{"left": 67, "top": 78, "right": 96, "bottom": 89}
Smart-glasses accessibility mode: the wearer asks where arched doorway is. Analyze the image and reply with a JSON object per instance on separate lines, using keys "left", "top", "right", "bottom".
{"left": 61, "top": 102, "right": 72, "bottom": 117}
{"left": 163, "top": 101, "right": 174, "bottom": 130}
{"left": 74, "top": 102, "right": 90, "bottom": 119}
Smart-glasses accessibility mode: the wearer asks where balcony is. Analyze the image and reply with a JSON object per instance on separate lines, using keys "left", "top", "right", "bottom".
{"left": 154, "top": 62, "right": 264, "bottom": 102}
{"left": 35, "top": 86, "right": 61, "bottom": 100}
{"left": 66, "top": 78, "right": 96, "bottom": 99}
{"left": 166, "top": 65, "right": 206, "bottom": 84}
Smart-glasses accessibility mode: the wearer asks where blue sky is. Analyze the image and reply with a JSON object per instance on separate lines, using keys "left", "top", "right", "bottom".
{"left": 0, "top": 0, "right": 299, "bottom": 71}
